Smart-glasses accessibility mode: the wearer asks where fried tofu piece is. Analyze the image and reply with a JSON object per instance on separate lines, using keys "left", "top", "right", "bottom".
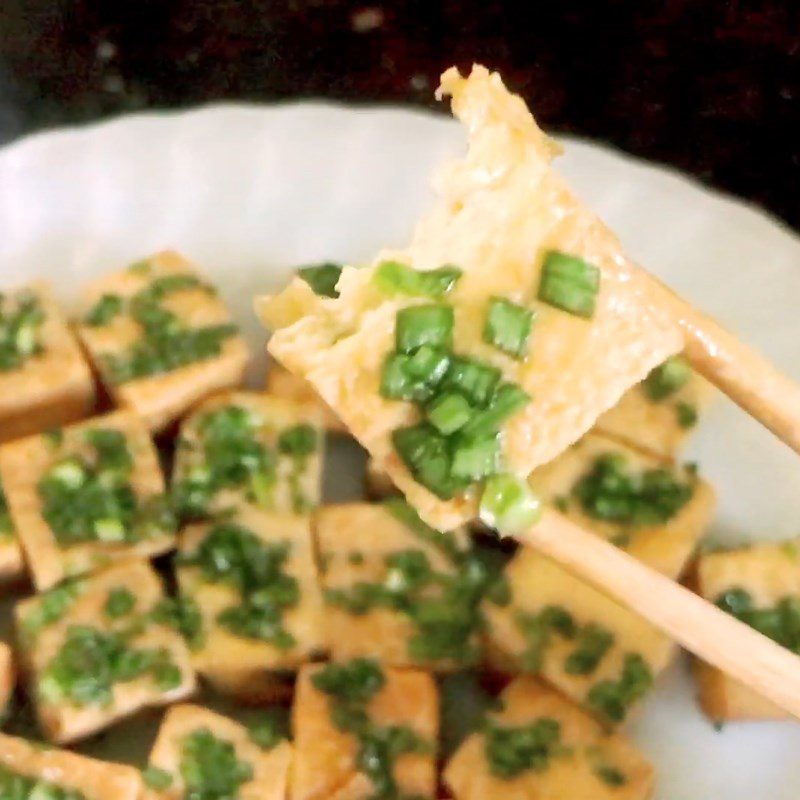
{"left": 0, "top": 641, "right": 14, "bottom": 715}
{"left": 178, "top": 506, "right": 324, "bottom": 700}
{"left": 595, "top": 360, "right": 715, "bottom": 458}
{"left": 0, "top": 731, "right": 142, "bottom": 798}
{"left": 292, "top": 661, "right": 438, "bottom": 800}
{"left": 483, "top": 548, "right": 673, "bottom": 726}
{"left": 75, "top": 251, "right": 249, "bottom": 432}
{"left": 692, "top": 540, "right": 800, "bottom": 722}
{"left": 172, "top": 391, "right": 324, "bottom": 520}
{"left": 529, "top": 431, "right": 715, "bottom": 579}
{"left": 444, "top": 676, "right": 654, "bottom": 800}
{"left": 0, "top": 409, "right": 175, "bottom": 590}
{"left": 141, "top": 704, "right": 292, "bottom": 800}
{"left": 266, "top": 358, "right": 347, "bottom": 434}
{"left": 259, "top": 66, "right": 684, "bottom": 531}
{"left": 15, "top": 560, "right": 196, "bottom": 744}
{"left": 0, "top": 282, "right": 94, "bottom": 443}
{"left": 317, "top": 502, "right": 479, "bottom": 669}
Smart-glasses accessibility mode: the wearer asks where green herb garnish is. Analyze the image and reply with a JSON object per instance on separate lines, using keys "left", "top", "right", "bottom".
{"left": 643, "top": 355, "right": 691, "bottom": 401}
{"left": 142, "top": 765, "right": 174, "bottom": 790}
{"left": 676, "top": 401, "right": 698, "bottom": 428}
{"left": 0, "top": 291, "right": 45, "bottom": 372}
{"left": 104, "top": 587, "right": 136, "bottom": 619}
{"left": 483, "top": 297, "right": 534, "bottom": 359}
{"left": 716, "top": 588, "right": 800, "bottom": 654}
{"left": 84, "top": 293, "right": 123, "bottom": 326}
{"left": 20, "top": 579, "right": 85, "bottom": 644}
{"left": 515, "top": 606, "right": 576, "bottom": 671}
{"left": 587, "top": 653, "right": 653, "bottom": 723}
{"left": 151, "top": 594, "right": 205, "bottom": 650}
{"left": 538, "top": 251, "right": 600, "bottom": 319}
{"left": 574, "top": 453, "right": 694, "bottom": 527}
{"left": 0, "top": 763, "right": 89, "bottom": 799}
{"left": 374, "top": 261, "right": 462, "bottom": 299}
{"left": 483, "top": 716, "right": 563, "bottom": 778}
{"left": 564, "top": 623, "right": 614, "bottom": 675}
{"left": 298, "top": 262, "right": 343, "bottom": 298}
{"left": 247, "top": 707, "right": 290, "bottom": 750}
{"left": 179, "top": 727, "right": 253, "bottom": 799}
{"left": 0, "top": 480, "right": 14, "bottom": 541}
{"left": 395, "top": 304, "right": 454, "bottom": 354}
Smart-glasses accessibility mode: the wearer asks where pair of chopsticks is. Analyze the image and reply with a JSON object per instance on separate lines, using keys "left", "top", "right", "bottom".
{"left": 525, "top": 277, "right": 800, "bottom": 718}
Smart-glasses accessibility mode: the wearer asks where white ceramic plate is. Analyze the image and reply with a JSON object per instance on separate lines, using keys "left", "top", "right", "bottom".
{"left": 1, "top": 102, "right": 800, "bottom": 799}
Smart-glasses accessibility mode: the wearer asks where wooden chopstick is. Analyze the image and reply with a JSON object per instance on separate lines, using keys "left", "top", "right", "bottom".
{"left": 650, "top": 276, "right": 800, "bottom": 454}
{"left": 524, "top": 510, "right": 800, "bottom": 719}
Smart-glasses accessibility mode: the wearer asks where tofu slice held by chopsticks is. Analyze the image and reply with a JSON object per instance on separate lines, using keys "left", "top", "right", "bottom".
{"left": 259, "top": 65, "right": 683, "bottom": 531}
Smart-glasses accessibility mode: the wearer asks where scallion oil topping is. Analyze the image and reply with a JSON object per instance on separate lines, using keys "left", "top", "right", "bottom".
{"left": 89, "top": 272, "right": 238, "bottom": 384}
{"left": 37, "top": 427, "right": 176, "bottom": 547}
{"left": 298, "top": 262, "right": 343, "bottom": 298}
{"left": 0, "top": 290, "right": 45, "bottom": 372}
{"left": 373, "top": 260, "right": 463, "bottom": 299}
{"left": 178, "top": 522, "right": 299, "bottom": 649}
{"left": 312, "top": 659, "right": 431, "bottom": 799}
{"left": 643, "top": 355, "right": 691, "bottom": 401}
{"left": 483, "top": 297, "right": 534, "bottom": 359}
{"left": 716, "top": 588, "right": 800, "bottom": 655}
{"left": 0, "top": 763, "right": 89, "bottom": 800}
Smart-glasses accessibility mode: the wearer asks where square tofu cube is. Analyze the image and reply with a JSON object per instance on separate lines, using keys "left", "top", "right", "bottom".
{"left": 595, "top": 357, "right": 715, "bottom": 458}
{"left": 75, "top": 251, "right": 249, "bottom": 432}
{"left": 177, "top": 505, "right": 324, "bottom": 700}
{"left": 0, "top": 731, "right": 142, "bottom": 799}
{"left": 529, "top": 431, "right": 715, "bottom": 579}
{"left": 0, "top": 282, "right": 94, "bottom": 443}
{"left": 260, "top": 67, "right": 686, "bottom": 532}
{"left": 0, "top": 641, "right": 14, "bottom": 715}
{"left": 0, "top": 477, "right": 24, "bottom": 582}
{"left": 15, "top": 559, "right": 196, "bottom": 744}
{"left": 444, "top": 676, "right": 654, "bottom": 800}
{"left": 692, "top": 539, "right": 800, "bottom": 722}
{"left": 292, "top": 661, "right": 438, "bottom": 800}
{"left": 141, "top": 704, "right": 292, "bottom": 800}
{"left": 0, "top": 409, "right": 176, "bottom": 590}
{"left": 483, "top": 548, "right": 674, "bottom": 726}
{"left": 317, "top": 502, "right": 486, "bottom": 670}
{"left": 172, "top": 391, "right": 324, "bottom": 520}
{"left": 266, "top": 358, "right": 347, "bottom": 433}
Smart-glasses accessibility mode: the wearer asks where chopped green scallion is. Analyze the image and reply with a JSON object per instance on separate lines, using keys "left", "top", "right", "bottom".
{"left": 373, "top": 261, "right": 463, "bottom": 298}
{"left": 395, "top": 304, "right": 454, "bottom": 354}
{"left": 451, "top": 436, "right": 502, "bottom": 481}
{"left": 483, "top": 297, "right": 534, "bottom": 358}
{"left": 392, "top": 424, "right": 467, "bottom": 500}
{"left": 460, "top": 382, "right": 530, "bottom": 440}
{"left": 426, "top": 393, "right": 473, "bottom": 435}
{"left": 644, "top": 355, "right": 692, "bottom": 401}
{"left": 297, "top": 262, "right": 343, "bottom": 298}
{"left": 538, "top": 250, "right": 600, "bottom": 319}
{"left": 480, "top": 473, "right": 542, "bottom": 535}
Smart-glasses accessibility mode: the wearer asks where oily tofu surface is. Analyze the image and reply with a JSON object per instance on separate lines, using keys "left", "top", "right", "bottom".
{"left": 692, "top": 540, "right": 800, "bottom": 721}
{"left": 292, "top": 663, "right": 438, "bottom": 800}
{"left": 266, "top": 358, "right": 347, "bottom": 433}
{"left": 316, "top": 503, "right": 472, "bottom": 669}
{"left": 0, "top": 641, "right": 14, "bottom": 714}
{"left": 15, "top": 559, "right": 196, "bottom": 744}
{"left": 75, "top": 251, "right": 248, "bottom": 431}
{"left": 595, "top": 366, "right": 715, "bottom": 458}
{"left": 483, "top": 548, "right": 673, "bottom": 726}
{"left": 529, "top": 432, "right": 715, "bottom": 579}
{"left": 0, "top": 731, "right": 142, "bottom": 798}
{"left": 261, "top": 66, "right": 683, "bottom": 530}
{"left": 178, "top": 506, "right": 324, "bottom": 699}
{"left": 143, "top": 704, "right": 292, "bottom": 800}
{"left": 0, "top": 282, "right": 94, "bottom": 443}
{"left": 0, "top": 409, "right": 175, "bottom": 591}
{"left": 444, "top": 676, "right": 654, "bottom": 800}
{"left": 173, "top": 390, "right": 324, "bottom": 518}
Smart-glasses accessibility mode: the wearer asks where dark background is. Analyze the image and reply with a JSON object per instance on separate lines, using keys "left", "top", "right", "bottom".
{"left": 0, "top": 0, "right": 797, "bottom": 229}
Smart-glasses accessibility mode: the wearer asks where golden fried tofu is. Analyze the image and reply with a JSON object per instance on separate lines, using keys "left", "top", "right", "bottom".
{"left": 0, "top": 282, "right": 94, "bottom": 443}
{"left": 75, "top": 251, "right": 249, "bottom": 432}
{"left": 141, "top": 704, "right": 292, "bottom": 800}
{"left": 316, "top": 502, "right": 484, "bottom": 670}
{"left": 0, "top": 641, "right": 14, "bottom": 715}
{"left": 483, "top": 548, "right": 673, "bottom": 726}
{"left": 177, "top": 506, "right": 324, "bottom": 700}
{"left": 0, "top": 475, "right": 24, "bottom": 582}
{"left": 595, "top": 356, "right": 715, "bottom": 458}
{"left": 0, "top": 410, "right": 176, "bottom": 590}
{"left": 529, "top": 431, "right": 715, "bottom": 579}
{"left": 692, "top": 539, "right": 800, "bottom": 722}
{"left": 292, "top": 661, "right": 438, "bottom": 800}
{"left": 266, "top": 358, "right": 347, "bottom": 434}
{"left": 172, "top": 391, "right": 324, "bottom": 520}
{"left": 259, "top": 66, "right": 684, "bottom": 531}
{"left": 0, "top": 731, "right": 142, "bottom": 798}
{"left": 444, "top": 676, "right": 654, "bottom": 800}
{"left": 15, "top": 560, "right": 196, "bottom": 744}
